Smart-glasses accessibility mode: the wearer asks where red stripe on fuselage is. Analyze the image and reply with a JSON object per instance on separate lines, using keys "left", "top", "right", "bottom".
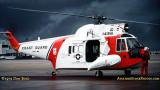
{"left": 105, "top": 35, "right": 142, "bottom": 69}
{"left": 48, "top": 37, "right": 70, "bottom": 69}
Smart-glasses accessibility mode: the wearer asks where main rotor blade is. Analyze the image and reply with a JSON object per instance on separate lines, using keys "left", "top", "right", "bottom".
{"left": 8, "top": 7, "right": 93, "bottom": 19}
{"left": 8, "top": 7, "right": 160, "bottom": 26}
{"left": 0, "top": 32, "right": 10, "bottom": 34}
{"left": 107, "top": 17, "right": 160, "bottom": 26}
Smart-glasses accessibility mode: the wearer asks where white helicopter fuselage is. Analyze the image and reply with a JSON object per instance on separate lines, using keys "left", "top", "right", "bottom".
{"left": 5, "top": 23, "right": 143, "bottom": 73}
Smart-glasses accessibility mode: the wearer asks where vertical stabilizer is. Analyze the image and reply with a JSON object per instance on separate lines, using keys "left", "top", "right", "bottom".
{"left": 5, "top": 31, "right": 20, "bottom": 52}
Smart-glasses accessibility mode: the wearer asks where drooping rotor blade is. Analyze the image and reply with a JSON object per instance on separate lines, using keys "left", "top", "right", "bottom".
{"left": 8, "top": 7, "right": 93, "bottom": 19}
{"left": 107, "top": 17, "right": 160, "bottom": 26}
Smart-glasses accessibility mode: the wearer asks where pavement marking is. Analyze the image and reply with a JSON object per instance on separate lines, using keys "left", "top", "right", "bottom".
{"left": 149, "top": 61, "right": 160, "bottom": 63}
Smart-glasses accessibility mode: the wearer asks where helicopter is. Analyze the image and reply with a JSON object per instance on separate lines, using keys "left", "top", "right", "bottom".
{"left": 1, "top": 7, "right": 160, "bottom": 77}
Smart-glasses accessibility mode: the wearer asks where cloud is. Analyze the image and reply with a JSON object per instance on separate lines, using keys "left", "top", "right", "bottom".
{"left": 0, "top": 0, "right": 160, "bottom": 50}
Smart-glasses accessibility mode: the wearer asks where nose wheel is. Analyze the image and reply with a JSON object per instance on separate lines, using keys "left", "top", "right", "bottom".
{"left": 95, "top": 70, "right": 103, "bottom": 77}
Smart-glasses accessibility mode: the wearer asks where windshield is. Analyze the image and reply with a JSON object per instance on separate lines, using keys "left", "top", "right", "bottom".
{"left": 127, "top": 38, "right": 142, "bottom": 50}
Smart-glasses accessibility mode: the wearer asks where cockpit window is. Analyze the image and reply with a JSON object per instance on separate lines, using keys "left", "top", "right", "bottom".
{"left": 127, "top": 38, "right": 143, "bottom": 58}
{"left": 121, "top": 39, "right": 126, "bottom": 50}
{"left": 127, "top": 38, "right": 141, "bottom": 50}
{"left": 116, "top": 39, "right": 127, "bottom": 51}
{"left": 116, "top": 39, "right": 121, "bottom": 51}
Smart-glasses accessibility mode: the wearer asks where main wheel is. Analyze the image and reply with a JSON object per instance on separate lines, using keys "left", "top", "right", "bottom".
{"left": 95, "top": 70, "right": 103, "bottom": 77}
{"left": 124, "top": 69, "right": 131, "bottom": 76}
{"left": 52, "top": 72, "right": 56, "bottom": 76}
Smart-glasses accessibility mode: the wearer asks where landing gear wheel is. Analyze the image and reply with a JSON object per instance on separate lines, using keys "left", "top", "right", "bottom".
{"left": 95, "top": 70, "right": 103, "bottom": 77}
{"left": 52, "top": 71, "right": 56, "bottom": 76}
{"left": 124, "top": 69, "right": 131, "bottom": 76}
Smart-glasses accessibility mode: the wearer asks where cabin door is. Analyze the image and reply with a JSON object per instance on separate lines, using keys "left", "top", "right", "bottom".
{"left": 86, "top": 40, "right": 100, "bottom": 62}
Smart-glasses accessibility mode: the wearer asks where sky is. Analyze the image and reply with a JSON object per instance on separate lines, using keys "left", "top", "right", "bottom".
{"left": 0, "top": 0, "right": 160, "bottom": 51}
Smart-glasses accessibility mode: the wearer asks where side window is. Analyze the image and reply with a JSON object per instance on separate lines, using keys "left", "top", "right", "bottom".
{"left": 68, "top": 46, "right": 71, "bottom": 54}
{"left": 116, "top": 39, "right": 121, "bottom": 51}
{"left": 75, "top": 46, "right": 79, "bottom": 53}
{"left": 79, "top": 45, "right": 83, "bottom": 53}
{"left": 72, "top": 43, "right": 84, "bottom": 54}
{"left": 72, "top": 46, "right": 75, "bottom": 53}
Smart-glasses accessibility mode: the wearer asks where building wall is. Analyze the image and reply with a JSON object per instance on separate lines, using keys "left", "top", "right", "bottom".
{"left": 0, "top": 42, "right": 2, "bottom": 54}
{"left": 0, "top": 40, "right": 33, "bottom": 59}
{"left": 0, "top": 40, "right": 11, "bottom": 55}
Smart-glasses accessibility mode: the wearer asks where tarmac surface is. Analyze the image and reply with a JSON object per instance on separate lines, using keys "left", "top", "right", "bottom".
{"left": 0, "top": 55, "right": 160, "bottom": 90}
